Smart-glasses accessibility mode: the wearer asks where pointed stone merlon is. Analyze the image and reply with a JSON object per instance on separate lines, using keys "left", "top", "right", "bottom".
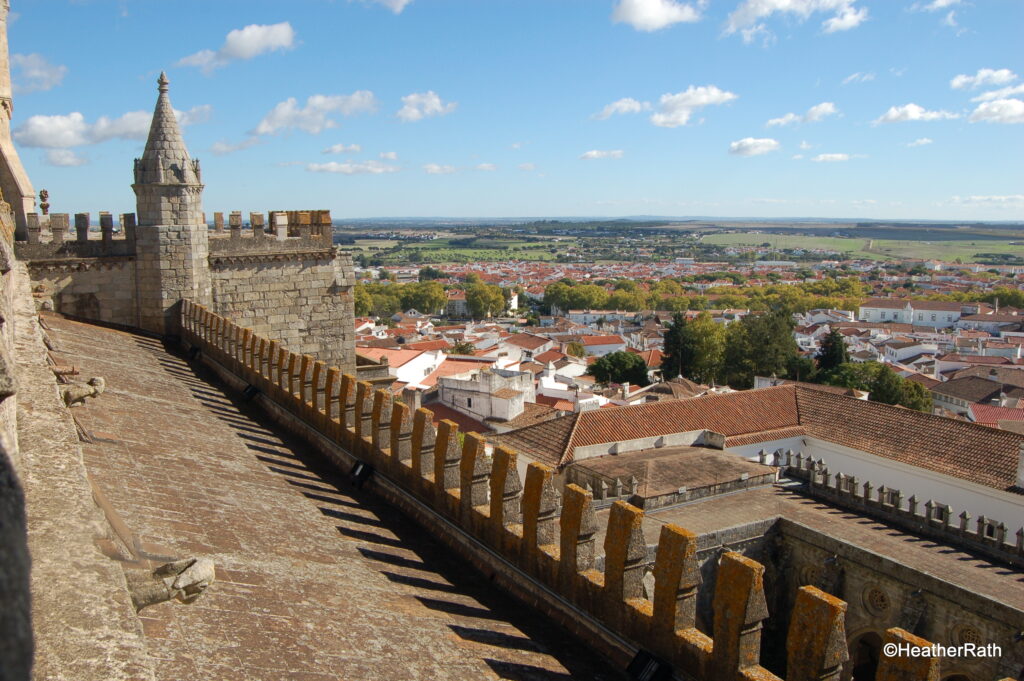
{"left": 711, "top": 552, "right": 770, "bottom": 681}
{"left": 559, "top": 484, "right": 597, "bottom": 590}
{"left": 74, "top": 212, "right": 89, "bottom": 242}
{"left": 99, "top": 212, "right": 114, "bottom": 245}
{"left": 786, "top": 586, "right": 848, "bottom": 681}
{"left": 433, "top": 419, "right": 461, "bottom": 502}
{"left": 390, "top": 400, "right": 413, "bottom": 464}
{"left": 25, "top": 212, "right": 40, "bottom": 244}
{"left": 603, "top": 501, "right": 647, "bottom": 627}
{"left": 874, "top": 628, "right": 940, "bottom": 681}
{"left": 522, "top": 462, "right": 558, "bottom": 550}
{"left": 652, "top": 524, "right": 700, "bottom": 636}
{"left": 121, "top": 213, "right": 136, "bottom": 242}
{"left": 410, "top": 408, "right": 436, "bottom": 482}
{"left": 371, "top": 388, "right": 392, "bottom": 451}
{"left": 489, "top": 446, "right": 522, "bottom": 533}
{"left": 459, "top": 432, "right": 489, "bottom": 515}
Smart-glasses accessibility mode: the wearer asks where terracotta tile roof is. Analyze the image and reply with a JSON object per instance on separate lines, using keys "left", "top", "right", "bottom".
{"left": 912, "top": 300, "right": 962, "bottom": 311}
{"left": 403, "top": 339, "right": 452, "bottom": 351}
{"left": 420, "top": 358, "right": 494, "bottom": 387}
{"left": 533, "top": 349, "right": 565, "bottom": 364}
{"left": 932, "top": 376, "right": 1017, "bottom": 403}
{"left": 492, "top": 388, "right": 521, "bottom": 399}
{"left": 535, "top": 394, "right": 575, "bottom": 411}
{"left": 861, "top": 298, "right": 909, "bottom": 309}
{"left": 969, "top": 403, "right": 1024, "bottom": 427}
{"left": 504, "top": 333, "right": 550, "bottom": 350}
{"left": 939, "top": 354, "right": 1014, "bottom": 365}
{"left": 580, "top": 335, "right": 625, "bottom": 346}
{"left": 356, "top": 348, "right": 424, "bottom": 368}
{"left": 425, "top": 403, "right": 491, "bottom": 434}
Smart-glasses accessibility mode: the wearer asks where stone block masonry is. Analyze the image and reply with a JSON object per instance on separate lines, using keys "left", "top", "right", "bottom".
{"left": 179, "top": 300, "right": 984, "bottom": 681}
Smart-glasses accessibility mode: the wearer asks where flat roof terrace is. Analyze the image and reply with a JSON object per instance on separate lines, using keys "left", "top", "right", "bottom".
{"left": 39, "top": 314, "right": 624, "bottom": 681}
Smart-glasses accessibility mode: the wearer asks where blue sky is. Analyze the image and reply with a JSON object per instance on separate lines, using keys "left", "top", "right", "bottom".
{"left": 7, "top": 0, "right": 1023, "bottom": 220}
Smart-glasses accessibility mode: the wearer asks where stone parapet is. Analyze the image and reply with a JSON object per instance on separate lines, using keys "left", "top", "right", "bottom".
{"left": 179, "top": 300, "right": 948, "bottom": 681}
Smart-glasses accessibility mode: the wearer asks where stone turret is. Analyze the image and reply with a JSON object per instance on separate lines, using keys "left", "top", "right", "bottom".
{"left": 0, "top": 0, "right": 36, "bottom": 238}
{"left": 132, "top": 72, "right": 211, "bottom": 335}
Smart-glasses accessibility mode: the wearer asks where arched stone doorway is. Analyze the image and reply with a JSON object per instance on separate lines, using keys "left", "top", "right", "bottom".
{"left": 850, "top": 631, "right": 883, "bottom": 681}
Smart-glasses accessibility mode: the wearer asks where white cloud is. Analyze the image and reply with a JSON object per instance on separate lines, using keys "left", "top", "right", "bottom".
{"left": 791, "top": 154, "right": 804, "bottom": 160}
{"left": 725, "top": 0, "right": 867, "bottom": 41}
{"left": 822, "top": 5, "right": 868, "bottom": 32}
{"left": 971, "top": 84, "right": 1024, "bottom": 102}
{"left": 650, "top": 85, "right": 737, "bottom": 127}
{"left": 905, "top": 137, "right": 933, "bottom": 147}
{"left": 423, "top": 163, "right": 457, "bottom": 174}
{"left": 11, "top": 53, "right": 66, "bottom": 93}
{"left": 728, "top": 137, "right": 780, "bottom": 156}
{"left": 518, "top": 163, "right": 536, "bottom": 171}
{"left": 580, "top": 149, "right": 625, "bottom": 160}
{"left": 178, "top": 22, "right": 295, "bottom": 74}
{"left": 873, "top": 103, "right": 959, "bottom": 124}
{"left": 211, "top": 137, "right": 261, "bottom": 155}
{"left": 593, "top": 97, "right": 650, "bottom": 120}
{"left": 766, "top": 112, "right": 801, "bottom": 127}
{"left": 475, "top": 163, "right": 496, "bottom": 171}
{"left": 13, "top": 105, "right": 211, "bottom": 148}
{"left": 916, "top": 0, "right": 960, "bottom": 11}
{"left": 396, "top": 91, "right": 456, "bottom": 122}
{"left": 969, "top": 98, "right": 1024, "bottom": 124}
{"left": 950, "top": 194, "right": 1024, "bottom": 207}
{"left": 306, "top": 160, "right": 399, "bottom": 174}
{"left": 45, "top": 149, "right": 87, "bottom": 167}
{"left": 950, "top": 68, "right": 1017, "bottom": 90}
{"left": 767, "top": 101, "right": 837, "bottom": 126}
{"left": 611, "top": 0, "right": 701, "bottom": 32}
{"left": 799, "top": 140, "right": 812, "bottom": 150}
{"left": 254, "top": 91, "right": 377, "bottom": 135}
{"left": 354, "top": 0, "right": 413, "bottom": 13}
{"left": 812, "top": 153, "right": 850, "bottom": 162}
{"left": 941, "top": 10, "right": 957, "bottom": 28}
{"left": 322, "top": 143, "right": 361, "bottom": 154}
{"left": 842, "top": 71, "right": 874, "bottom": 85}
{"left": 379, "top": 151, "right": 398, "bottom": 160}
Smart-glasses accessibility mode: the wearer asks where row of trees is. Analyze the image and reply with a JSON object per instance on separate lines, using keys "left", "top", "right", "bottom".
{"left": 353, "top": 281, "right": 512, "bottom": 319}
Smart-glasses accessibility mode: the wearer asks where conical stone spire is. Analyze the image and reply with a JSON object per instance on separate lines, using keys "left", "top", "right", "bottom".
{"left": 134, "top": 72, "right": 199, "bottom": 185}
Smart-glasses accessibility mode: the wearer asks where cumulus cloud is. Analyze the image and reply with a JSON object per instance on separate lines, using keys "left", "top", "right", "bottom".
{"left": 580, "top": 149, "right": 625, "bottom": 160}
{"left": 254, "top": 91, "right": 377, "bottom": 135}
{"left": 211, "top": 137, "right": 261, "bottom": 155}
{"left": 396, "top": 91, "right": 456, "bottom": 122}
{"left": 518, "top": 163, "right": 536, "bottom": 171}
{"left": 593, "top": 97, "right": 650, "bottom": 120}
{"left": 729, "top": 137, "right": 780, "bottom": 156}
{"left": 611, "top": 0, "right": 701, "bottom": 32}
{"left": 45, "top": 149, "right": 87, "bottom": 167}
{"left": 873, "top": 103, "right": 959, "bottom": 124}
{"left": 379, "top": 151, "right": 398, "bottom": 160}
{"left": 969, "top": 99, "right": 1024, "bottom": 124}
{"left": 353, "top": 0, "right": 414, "bottom": 13}
{"left": 306, "top": 160, "right": 399, "bottom": 174}
{"left": 726, "top": 0, "right": 868, "bottom": 42}
{"left": 11, "top": 53, "right": 66, "bottom": 94}
{"left": 14, "top": 105, "right": 211, "bottom": 148}
{"left": 650, "top": 85, "right": 737, "bottom": 127}
{"left": 178, "top": 22, "right": 295, "bottom": 74}
{"left": 767, "top": 101, "right": 838, "bottom": 126}
{"left": 799, "top": 140, "right": 812, "bottom": 150}
{"left": 812, "top": 153, "right": 850, "bottom": 162}
{"left": 971, "top": 84, "right": 1024, "bottom": 102}
{"left": 475, "top": 163, "right": 496, "bottom": 171}
{"left": 949, "top": 194, "right": 1024, "bottom": 206}
{"left": 906, "top": 137, "right": 933, "bottom": 147}
{"left": 423, "top": 163, "right": 457, "bottom": 174}
{"left": 950, "top": 68, "right": 1017, "bottom": 90}
{"left": 842, "top": 71, "right": 874, "bottom": 85}
{"left": 914, "top": 0, "right": 960, "bottom": 11}
{"left": 322, "top": 143, "right": 361, "bottom": 154}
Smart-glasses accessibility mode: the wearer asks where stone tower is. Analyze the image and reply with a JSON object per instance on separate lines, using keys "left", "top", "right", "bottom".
{"left": 0, "top": 0, "right": 36, "bottom": 238}
{"left": 132, "top": 72, "right": 211, "bottom": 335}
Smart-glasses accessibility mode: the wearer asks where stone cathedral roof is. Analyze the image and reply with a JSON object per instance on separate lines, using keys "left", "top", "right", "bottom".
{"left": 134, "top": 72, "right": 200, "bottom": 185}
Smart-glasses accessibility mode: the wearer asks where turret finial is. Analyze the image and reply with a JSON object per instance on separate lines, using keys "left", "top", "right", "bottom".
{"left": 158, "top": 72, "right": 169, "bottom": 93}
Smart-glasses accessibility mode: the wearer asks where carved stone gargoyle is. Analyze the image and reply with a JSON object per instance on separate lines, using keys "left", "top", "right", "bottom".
{"left": 125, "top": 557, "right": 215, "bottom": 613}
{"left": 61, "top": 377, "right": 105, "bottom": 407}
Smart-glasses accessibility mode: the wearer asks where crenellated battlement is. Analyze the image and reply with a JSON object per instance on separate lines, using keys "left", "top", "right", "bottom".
{"left": 764, "top": 449, "right": 1024, "bottom": 569}
{"left": 209, "top": 210, "right": 333, "bottom": 240}
{"left": 16, "top": 212, "right": 137, "bottom": 259}
{"left": 178, "top": 301, "right": 972, "bottom": 681}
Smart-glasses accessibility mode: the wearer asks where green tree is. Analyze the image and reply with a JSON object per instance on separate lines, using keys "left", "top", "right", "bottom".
{"left": 587, "top": 351, "right": 650, "bottom": 387}
{"left": 466, "top": 283, "right": 505, "bottom": 318}
{"left": 401, "top": 282, "right": 447, "bottom": 315}
{"left": 681, "top": 312, "right": 725, "bottom": 385}
{"left": 824, "top": 362, "right": 879, "bottom": 391}
{"left": 869, "top": 365, "right": 904, "bottom": 405}
{"left": 900, "top": 379, "right": 932, "bottom": 412}
{"left": 448, "top": 341, "right": 477, "bottom": 355}
{"left": 566, "top": 341, "right": 586, "bottom": 357}
{"left": 661, "top": 313, "right": 689, "bottom": 380}
{"left": 353, "top": 285, "right": 373, "bottom": 317}
{"left": 816, "top": 329, "right": 849, "bottom": 374}
{"left": 418, "top": 266, "right": 447, "bottom": 281}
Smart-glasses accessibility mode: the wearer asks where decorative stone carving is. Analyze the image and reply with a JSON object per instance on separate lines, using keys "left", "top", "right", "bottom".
{"left": 61, "top": 377, "right": 105, "bottom": 407}
{"left": 125, "top": 557, "right": 215, "bottom": 612}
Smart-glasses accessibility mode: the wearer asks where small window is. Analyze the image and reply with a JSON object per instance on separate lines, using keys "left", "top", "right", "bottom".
{"left": 931, "top": 314, "right": 936, "bottom": 321}
{"left": 917, "top": 313, "right": 923, "bottom": 320}
{"left": 881, "top": 311, "right": 887, "bottom": 320}
{"left": 467, "top": 398, "right": 473, "bottom": 408}
{"left": 983, "top": 524, "right": 996, "bottom": 539}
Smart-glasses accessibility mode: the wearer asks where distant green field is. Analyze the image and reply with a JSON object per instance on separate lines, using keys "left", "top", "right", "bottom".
{"left": 346, "top": 237, "right": 565, "bottom": 262}
{"left": 700, "top": 232, "right": 1024, "bottom": 262}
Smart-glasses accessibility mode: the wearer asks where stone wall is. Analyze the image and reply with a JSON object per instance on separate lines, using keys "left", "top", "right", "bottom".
{"left": 25, "top": 258, "right": 136, "bottom": 327}
{"left": 208, "top": 245, "right": 354, "bottom": 373}
{"left": 178, "top": 300, "right": 979, "bottom": 681}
